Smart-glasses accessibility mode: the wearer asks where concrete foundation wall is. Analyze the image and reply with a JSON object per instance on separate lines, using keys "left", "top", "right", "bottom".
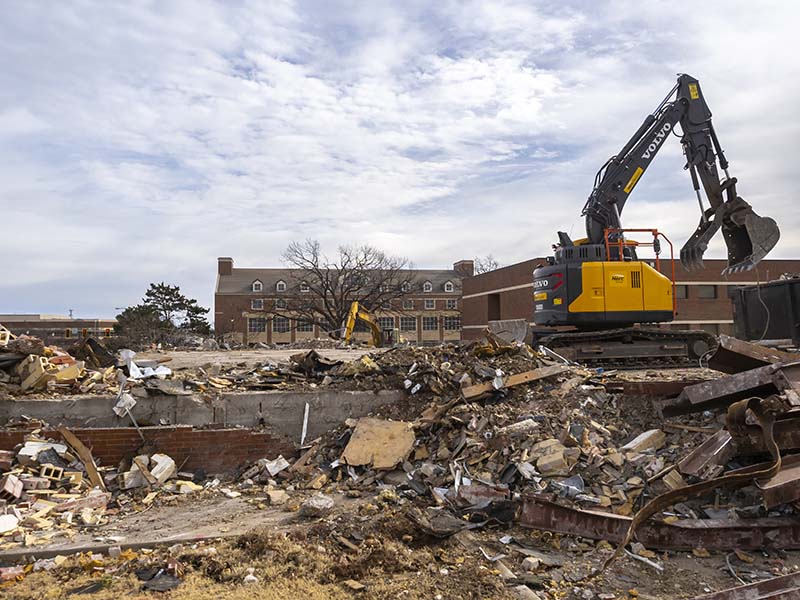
{"left": 0, "top": 389, "right": 405, "bottom": 443}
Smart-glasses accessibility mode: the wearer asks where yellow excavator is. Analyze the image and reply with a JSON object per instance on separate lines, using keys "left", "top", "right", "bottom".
{"left": 533, "top": 74, "right": 780, "bottom": 367}
{"left": 342, "top": 301, "right": 387, "bottom": 347}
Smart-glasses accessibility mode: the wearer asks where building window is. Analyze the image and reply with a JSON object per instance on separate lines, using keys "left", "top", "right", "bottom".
{"left": 400, "top": 316, "right": 417, "bottom": 331}
{"left": 444, "top": 316, "right": 461, "bottom": 330}
{"left": 401, "top": 282, "right": 411, "bottom": 293}
{"left": 444, "top": 281, "right": 454, "bottom": 293}
{"left": 697, "top": 285, "right": 717, "bottom": 299}
{"left": 251, "top": 299, "right": 264, "bottom": 310}
{"left": 275, "top": 298, "right": 288, "bottom": 309}
{"left": 64, "top": 328, "right": 72, "bottom": 339}
{"left": 273, "top": 316, "right": 289, "bottom": 333}
{"left": 382, "top": 300, "right": 392, "bottom": 310}
{"left": 675, "top": 285, "right": 688, "bottom": 300}
{"left": 295, "top": 319, "right": 313, "bottom": 332}
{"left": 423, "top": 281, "right": 433, "bottom": 293}
{"left": 446, "top": 298, "right": 457, "bottom": 310}
{"left": 424, "top": 299, "right": 435, "bottom": 310}
{"left": 276, "top": 280, "right": 286, "bottom": 292}
{"left": 300, "top": 281, "right": 310, "bottom": 293}
{"left": 248, "top": 317, "right": 267, "bottom": 333}
{"left": 378, "top": 317, "right": 394, "bottom": 330}
{"left": 403, "top": 299, "right": 414, "bottom": 310}
{"left": 252, "top": 280, "right": 263, "bottom": 293}
{"left": 422, "top": 316, "right": 438, "bottom": 331}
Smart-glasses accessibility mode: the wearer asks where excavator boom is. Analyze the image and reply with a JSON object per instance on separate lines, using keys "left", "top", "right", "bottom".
{"left": 580, "top": 74, "right": 779, "bottom": 273}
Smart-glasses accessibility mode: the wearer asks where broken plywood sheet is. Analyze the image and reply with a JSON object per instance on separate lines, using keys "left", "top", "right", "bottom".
{"left": 340, "top": 418, "right": 415, "bottom": 470}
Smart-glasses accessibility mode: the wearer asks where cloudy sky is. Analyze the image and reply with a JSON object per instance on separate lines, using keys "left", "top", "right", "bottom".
{"left": 1, "top": 1, "right": 798, "bottom": 321}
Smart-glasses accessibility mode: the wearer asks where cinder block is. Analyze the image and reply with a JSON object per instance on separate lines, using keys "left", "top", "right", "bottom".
{"left": 0, "top": 474, "right": 23, "bottom": 501}
{"left": 21, "top": 476, "right": 50, "bottom": 490}
{"left": 39, "top": 464, "right": 64, "bottom": 481}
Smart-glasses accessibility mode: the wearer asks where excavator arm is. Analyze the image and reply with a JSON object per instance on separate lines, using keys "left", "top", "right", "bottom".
{"left": 342, "top": 301, "right": 383, "bottom": 347}
{"left": 580, "top": 74, "right": 779, "bottom": 274}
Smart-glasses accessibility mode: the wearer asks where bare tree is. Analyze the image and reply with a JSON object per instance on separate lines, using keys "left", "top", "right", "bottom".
{"left": 474, "top": 254, "right": 500, "bottom": 274}
{"left": 279, "top": 240, "right": 415, "bottom": 337}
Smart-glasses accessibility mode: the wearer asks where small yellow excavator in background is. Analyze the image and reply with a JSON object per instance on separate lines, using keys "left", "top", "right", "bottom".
{"left": 342, "top": 301, "right": 387, "bottom": 347}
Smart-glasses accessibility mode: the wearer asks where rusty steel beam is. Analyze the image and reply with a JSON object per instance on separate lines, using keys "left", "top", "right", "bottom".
{"left": 518, "top": 495, "right": 800, "bottom": 551}
{"left": 708, "top": 335, "right": 800, "bottom": 375}
{"left": 691, "top": 572, "right": 800, "bottom": 600}
{"left": 662, "top": 362, "right": 800, "bottom": 417}
{"left": 619, "top": 379, "right": 709, "bottom": 397}
{"left": 678, "top": 429, "right": 736, "bottom": 479}
{"left": 728, "top": 410, "right": 800, "bottom": 455}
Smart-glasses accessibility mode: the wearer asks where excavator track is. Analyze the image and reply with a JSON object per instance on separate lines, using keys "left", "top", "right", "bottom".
{"left": 539, "top": 327, "right": 718, "bottom": 370}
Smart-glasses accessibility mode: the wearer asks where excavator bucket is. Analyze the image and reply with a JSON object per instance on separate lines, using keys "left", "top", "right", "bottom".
{"left": 680, "top": 195, "right": 780, "bottom": 274}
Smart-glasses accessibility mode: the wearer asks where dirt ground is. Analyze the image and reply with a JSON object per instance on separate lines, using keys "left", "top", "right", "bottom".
{"left": 3, "top": 492, "right": 799, "bottom": 599}
{"left": 136, "top": 348, "right": 377, "bottom": 370}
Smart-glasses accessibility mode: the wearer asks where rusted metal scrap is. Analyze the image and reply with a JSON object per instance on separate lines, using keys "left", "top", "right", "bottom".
{"left": 602, "top": 397, "right": 784, "bottom": 569}
{"left": 662, "top": 362, "right": 800, "bottom": 416}
{"left": 518, "top": 495, "right": 800, "bottom": 551}
{"left": 678, "top": 429, "right": 736, "bottom": 479}
{"left": 725, "top": 454, "right": 800, "bottom": 509}
{"left": 691, "top": 572, "right": 800, "bottom": 600}
{"left": 728, "top": 404, "right": 800, "bottom": 455}
{"left": 604, "top": 379, "right": 709, "bottom": 397}
{"left": 708, "top": 334, "right": 800, "bottom": 375}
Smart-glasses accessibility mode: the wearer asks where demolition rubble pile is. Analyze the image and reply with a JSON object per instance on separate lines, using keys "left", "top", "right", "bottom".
{"left": 0, "top": 325, "right": 124, "bottom": 398}
{"left": 0, "top": 424, "right": 234, "bottom": 550}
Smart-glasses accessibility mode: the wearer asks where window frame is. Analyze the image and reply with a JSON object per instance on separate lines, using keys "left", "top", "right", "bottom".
{"left": 273, "top": 315, "right": 290, "bottom": 333}
{"left": 423, "top": 281, "right": 433, "bottom": 293}
{"left": 422, "top": 316, "right": 438, "bottom": 331}
{"left": 400, "top": 316, "right": 417, "bottom": 331}
{"left": 276, "top": 280, "right": 287, "bottom": 293}
{"left": 424, "top": 298, "right": 435, "bottom": 310}
{"left": 299, "top": 281, "right": 310, "bottom": 293}
{"left": 444, "top": 281, "right": 454, "bottom": 293}
{"left": 697, "top": 284, "right": 717, "bottom": 299}
{"left": 295, "top": 319, "right": 314, "bottom": 332}
{"left": 444, "top": 316, "right": 461, "bottom": 331}
{"left": 402, "top": 299, "right": 413, "bottom": 310}
{"left": 446, "top": 298, "right": 457, "bottom": 310}
{"left": 401, "top": 281, "right": 411, "bottom": 293}
{"left": 250, "top": 299, "right": 264, "bottom": 310}
{"left": 248, "top": 317, "right": 267, "bottom": 333}
{"left": 377, "top": 316, "right": 394, "bottom": 331}
{"left": 251, "top": 280, "right": 263, "bottom": 293}
{"left": 275, "top": 298, "right": 288, "bottom": 310}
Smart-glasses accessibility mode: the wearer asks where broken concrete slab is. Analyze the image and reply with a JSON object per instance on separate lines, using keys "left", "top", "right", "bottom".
{"left": 621, "top": 429, "right": 666, "bottom": 453}
{"left": 340, "top": 418, "right": 415, "bottom": 471}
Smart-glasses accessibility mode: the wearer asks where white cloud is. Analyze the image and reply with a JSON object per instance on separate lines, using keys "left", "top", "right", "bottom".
{"left": 0, "top": 1, "right": 797, "bottom": 320}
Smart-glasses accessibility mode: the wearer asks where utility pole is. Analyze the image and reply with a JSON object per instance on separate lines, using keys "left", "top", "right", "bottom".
{"left": 68, "top": 309, "right": 74, "bottom": 319}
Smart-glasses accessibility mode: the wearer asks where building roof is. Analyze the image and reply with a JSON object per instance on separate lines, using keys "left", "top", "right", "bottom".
{"left": 0, "top": 314, "right": 72, "bottom": 321}
{"left": 216, "top": 267, "right": 464, "bottom": 295}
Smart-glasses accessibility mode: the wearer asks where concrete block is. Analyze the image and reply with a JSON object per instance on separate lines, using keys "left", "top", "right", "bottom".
{"left": 621, "top": 429, "right": 666, "bottom": 453}
{"left": 0, "top": 474, "right": 23, "bottom": 501}
{"left": 150, "top": 454, "right": 176, "bottom": 484}
{"left": 21, "top": 476, "right": 50, "bottom": 490}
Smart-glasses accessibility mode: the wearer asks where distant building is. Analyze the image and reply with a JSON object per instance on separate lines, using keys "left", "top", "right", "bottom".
{"left": 0, "top": 314, "right": 116, "bottom": 344}
{"left": 214, "top": 257, "right": 473, "bottom": 345}
{"left": 461, "top": 258, "right": 800, "bottom": 340}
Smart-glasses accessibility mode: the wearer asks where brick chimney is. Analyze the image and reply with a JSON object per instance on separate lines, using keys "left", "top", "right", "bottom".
{"left": 453, "top": 260, "right": 474, "bottom": 277}
{"left": 218, "top": 257, "right": 233, "bottom": 276}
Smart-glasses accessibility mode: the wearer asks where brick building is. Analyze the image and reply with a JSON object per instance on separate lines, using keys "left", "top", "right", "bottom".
{"left": 461, "top": 258, "right": 800, "bottom": 340}
{"left": 0, "top": 314, "right": 116, "bottom": 345}
{"left": 214, "top": 257, "right": 473, "bottom": 345}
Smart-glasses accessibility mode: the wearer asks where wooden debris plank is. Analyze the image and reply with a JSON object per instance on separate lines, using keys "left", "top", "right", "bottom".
{"left": 57, "top": 426, "right": 106, "bottom": 491}
{"left": 461, "top": 365, "right": 570, "bottom": 400}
